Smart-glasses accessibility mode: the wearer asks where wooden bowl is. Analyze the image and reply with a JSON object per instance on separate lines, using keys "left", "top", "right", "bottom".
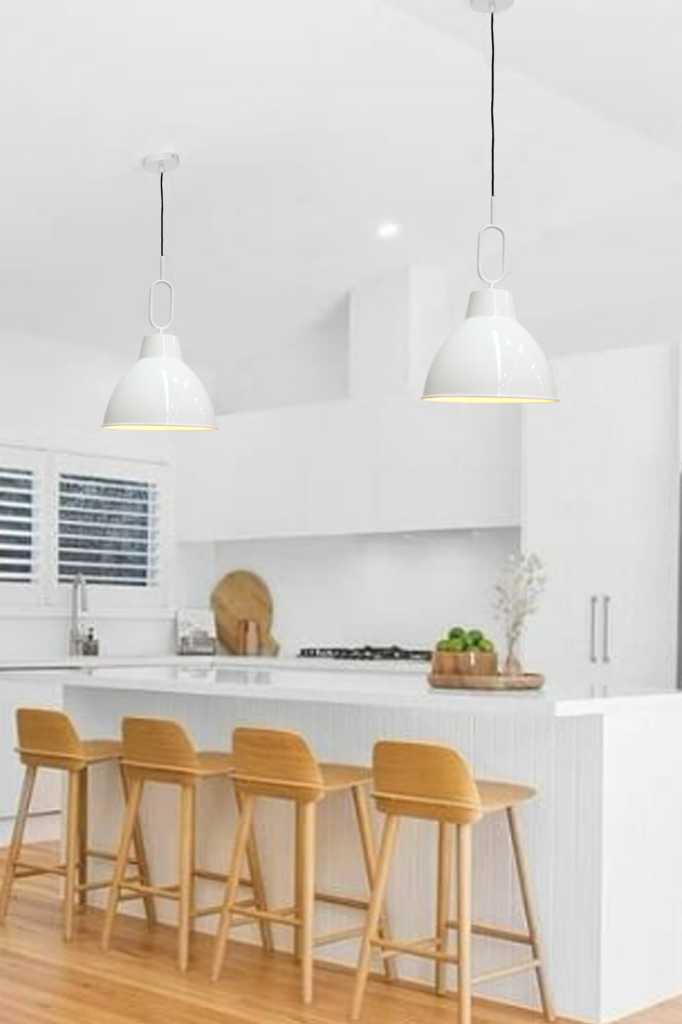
{"left": 432, "top": 649, "right": 498, "bottom": 677}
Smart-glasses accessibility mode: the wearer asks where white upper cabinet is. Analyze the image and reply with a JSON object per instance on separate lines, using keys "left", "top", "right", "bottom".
{"left": 522, "top": 344, "right": 680, "bottom": 692}
{"left": 175, "top": 398, "right": 521, "bottom": 541}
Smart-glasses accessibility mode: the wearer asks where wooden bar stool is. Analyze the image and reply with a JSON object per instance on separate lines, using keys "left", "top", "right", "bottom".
{"left": 350, "top": 740, "right": 555, "bottom": 1024}
{"left": 0, "top": 708, "right": 155, "bottom": 941}
{"left": 102, "top": 716, "right": 273, "bottom": 972}
{"left": 211, "top": 727, "right": 394, "bottom": 1004}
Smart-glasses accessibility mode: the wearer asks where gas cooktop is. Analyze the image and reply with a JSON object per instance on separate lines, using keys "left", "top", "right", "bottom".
{"left": 298, "top": 645, "right": 431, "bottom": 662}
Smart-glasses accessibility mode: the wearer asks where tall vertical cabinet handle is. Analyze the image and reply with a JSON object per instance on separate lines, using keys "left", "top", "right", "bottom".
{"left": 602, "top": 595, "right": 611, "bottom": 664}
{"left": 589, "top": 595, "right": 598, "bottom": 663}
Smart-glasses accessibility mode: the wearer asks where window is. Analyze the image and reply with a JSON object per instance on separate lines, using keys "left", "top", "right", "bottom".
{"left": 58, "top": 472, "right": 159, "bottom": 588}
{"left": 0, "top": 466, "right": 38, "bottom": 584}
{"left": 0, "top": 445, "right": 169, "bottom": 610}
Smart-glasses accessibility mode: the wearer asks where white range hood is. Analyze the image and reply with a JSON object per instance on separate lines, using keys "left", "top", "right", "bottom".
{"left": 174, "top": 267, "right": 522, "bottom": 544}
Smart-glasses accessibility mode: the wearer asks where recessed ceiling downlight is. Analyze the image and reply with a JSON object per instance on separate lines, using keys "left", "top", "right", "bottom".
{"left": 376, "top": 221, "right": 403, "bottom": 240}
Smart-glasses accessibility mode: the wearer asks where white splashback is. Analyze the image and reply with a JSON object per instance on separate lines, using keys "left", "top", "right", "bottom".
{"left": 209, "top": 528, "right": 518, "bottom": 653}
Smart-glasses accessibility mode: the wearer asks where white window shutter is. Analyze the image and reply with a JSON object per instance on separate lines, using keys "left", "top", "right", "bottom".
{"left": 57, "top": 472, "right": 160, "bottom": 588}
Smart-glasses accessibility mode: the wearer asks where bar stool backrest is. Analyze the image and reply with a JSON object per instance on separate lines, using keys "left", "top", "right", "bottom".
{"left": 232, "top": 727, "right": 324, "bottom": 802}
{"left": 16, "top": 708, "right": 84, "bottom": 766}
{"left": 373, "top": 740, "right": 483, "bottom": 824}
{"left": 122, "top": 716, "right": 199, "bottom": 774}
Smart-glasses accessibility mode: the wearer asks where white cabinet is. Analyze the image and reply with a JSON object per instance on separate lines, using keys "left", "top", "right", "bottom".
{"left": 522, "top": 344, "right": 679, "bottom": 692}
{"left": 0, "top": 678, "right": 62, "bottom": 821}
{"left": 175, "top": 398, "right": 521, "bottom": 541}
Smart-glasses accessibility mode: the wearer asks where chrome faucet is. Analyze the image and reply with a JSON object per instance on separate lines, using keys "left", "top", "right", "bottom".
{"left": 69, "top": 573, "right": 91, "bottom": 656}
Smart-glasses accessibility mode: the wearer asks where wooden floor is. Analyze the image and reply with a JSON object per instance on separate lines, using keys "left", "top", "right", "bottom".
{"left": 0, "top": 844, "right": 678, "bottom": 1024}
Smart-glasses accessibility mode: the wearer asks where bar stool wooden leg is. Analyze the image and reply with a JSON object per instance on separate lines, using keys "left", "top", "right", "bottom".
{"left": 436, "top": 821, "right": 454, "bottom": 996}
{"left": 63, "top": 770, "right": 81, "bottom": 941}
{"left": 507, "top": 807, "right": 555, "bottom": 1022}
{"left": 178, "top": 784, "right": 196, "bottom": 972}
{"left": 235, "top": 787, "right": 273, "bottom": 954}
{"left": 0, "top": 765, "right": 37, "bottom": 923}
{"left": 299, "top": 801, "right": 316, "bottom": 1005}
{"left": 351, "top": 784, "right": 396, "bottom": 982}
{"left": 350, "top": 814, "right": 399, "bottom": 1022}
{"left": 211, "top": 793, "right": 255, "bottom": 982}
{"left": 78, "top": 766, "right": 88, "bottom": 910}
{"left": 294, "top": 802, "right": 304, "bottom": 962}
{"left": 118, "top": 763, "right": 156, "bottom": 928}
{"left": 102, "top": 777, "right": 143, "bottom": 952}
{"left": 456, "top": 823, "right": 473, "bottom": 1024}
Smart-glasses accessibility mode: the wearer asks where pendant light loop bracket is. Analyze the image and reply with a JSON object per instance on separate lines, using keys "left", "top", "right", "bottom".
{"left": 148, "top": 278, "right": 175, "bottom": 332}
{"left": 476, "top": 222, "right": 507, "bottom": 287}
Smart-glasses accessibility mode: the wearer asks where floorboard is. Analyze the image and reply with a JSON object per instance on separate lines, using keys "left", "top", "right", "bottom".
{"left": 0, "top": 844, "right": 677, "bottom": 1024}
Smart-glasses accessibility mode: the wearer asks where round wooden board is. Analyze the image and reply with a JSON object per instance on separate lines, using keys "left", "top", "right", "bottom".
{"left": 210, "top": 570, "right": 279, "bottom": 655}
{"left": 428, "top": 672, "right": 544, "bottom": 692}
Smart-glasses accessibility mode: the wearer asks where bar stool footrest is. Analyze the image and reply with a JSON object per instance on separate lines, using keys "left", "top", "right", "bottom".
{"left": 230, "top": 903, "right": 298, "bottom": 928}
{"left": 315, "top": 890, "right": 369, "bottom": 912}
{"left": 473, "top": 958, "right": 540, "bottom": 986}
{"left": 373, "top": 936, "right": 458, "bottom": 964}
{"left": 192, "top": 897, "right": 257, "bottom": 920}
{"left": 447, "top": 918, "right": 534, "bottom": 946}
{"left": 14, "top": 861, "right": 66, "bottom": 878}
{"left": 313, "top": 925, "right": 366, "bottom": 948}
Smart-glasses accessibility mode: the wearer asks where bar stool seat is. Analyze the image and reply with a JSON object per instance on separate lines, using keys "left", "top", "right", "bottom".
{"left": 0, "top": 709, "right": 155, "bottom": 942}
{"left": 122, "top": 748, "right": 236, "bottom": 778}
{"left": 195, "top": 751, "right": 236, "bottom": 775}
{"left": 351, "top": 741, "right": 555, "bottom": 1024}
{"left": 477, "top": 780, "right": 536, "bottom": 812}
{"left": 81, "top": 739, "right": 124, "bottom": 763}
{"left": 211, "top": 728, "right": 394, "bottom": 1005}
{"left": 319, "top": 763, "right": 373, "bottom": 790}
{"left": 102, "top": 718, "right": 271, "bottom": 972}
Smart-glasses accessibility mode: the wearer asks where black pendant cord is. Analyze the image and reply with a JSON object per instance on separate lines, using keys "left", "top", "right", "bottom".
{"left": 490, "top": 11, "right": 496, "bottom": 217}
{"left": 160, "top": 170, "right": 165, "bottom": 260}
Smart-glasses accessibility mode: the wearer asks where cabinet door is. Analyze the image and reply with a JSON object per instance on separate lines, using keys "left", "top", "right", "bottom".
{"left": 0, "top": 679, "right": 62, "bottom": 819}
{"left": 522, "top": 345, "right": 679, "bottom": 694}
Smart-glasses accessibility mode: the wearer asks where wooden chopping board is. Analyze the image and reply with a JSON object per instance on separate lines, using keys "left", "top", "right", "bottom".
{"left": 210, "top": 570, "right": 279, "bottom": 656}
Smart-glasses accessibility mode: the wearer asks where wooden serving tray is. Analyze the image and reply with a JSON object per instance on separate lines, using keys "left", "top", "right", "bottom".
{"left": 428, "top": 672, "right": 545, "bottom": 692}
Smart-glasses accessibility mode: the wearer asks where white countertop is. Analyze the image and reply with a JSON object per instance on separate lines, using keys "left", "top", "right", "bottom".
{"left": 0, "top": 654, "right": 429, "bottom": 675}
{"left": 2, "top": 657, "right": 680, "bottom": 717}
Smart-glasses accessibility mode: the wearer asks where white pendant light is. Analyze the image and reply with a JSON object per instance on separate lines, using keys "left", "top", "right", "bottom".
{"left": 103, "top": 153, "right": 217, "bottom": 431}
{"left": 423, "top": 1, "right": 557, "bottom": 405}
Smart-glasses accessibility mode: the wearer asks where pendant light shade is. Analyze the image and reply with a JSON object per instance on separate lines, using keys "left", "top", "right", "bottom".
{"left": 422, "top": 2, "right": 557, "bottom": 406}
{"left": 423, "top": 288, "right": 556, "bottom": 404}
{"left": 103, "top": 333, "right": 216, "bottom": 430}
{"left": 103, "top": 153, "right": 217, "bottom": 431}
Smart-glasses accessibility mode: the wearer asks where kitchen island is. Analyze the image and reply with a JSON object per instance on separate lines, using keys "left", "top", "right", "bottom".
{"left": 12, "top": 662, "right": 682, "bottom": 1023}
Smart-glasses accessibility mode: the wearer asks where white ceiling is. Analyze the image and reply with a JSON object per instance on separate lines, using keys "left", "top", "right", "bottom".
{"left": 0, "top": 0, "right": 680, "bottom": 411}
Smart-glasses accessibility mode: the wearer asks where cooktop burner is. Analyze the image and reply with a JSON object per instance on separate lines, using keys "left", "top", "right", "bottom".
{"left": 298, "top": 645, "right": 431, "bottom": 662}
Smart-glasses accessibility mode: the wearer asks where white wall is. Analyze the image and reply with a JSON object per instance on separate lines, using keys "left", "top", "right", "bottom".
{"left": 207, "top": 527, "right": 518, "bottom": 654}
{"left": 0, "top": 329, "right": 177, "bottom": 659}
